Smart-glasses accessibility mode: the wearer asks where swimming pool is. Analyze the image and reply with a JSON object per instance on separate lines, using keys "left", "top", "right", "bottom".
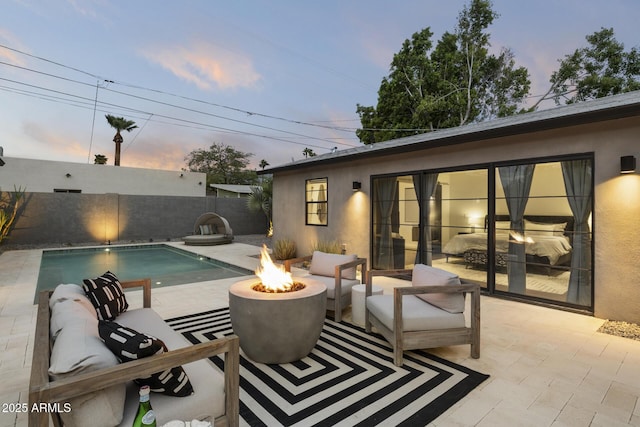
{"left": 36, "top": 244, "right": 253, "bottom": 298}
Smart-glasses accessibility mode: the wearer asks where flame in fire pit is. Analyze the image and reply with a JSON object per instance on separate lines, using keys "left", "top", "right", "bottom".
{"left": 255, "top": 245, "right": 294, "bottom": 292}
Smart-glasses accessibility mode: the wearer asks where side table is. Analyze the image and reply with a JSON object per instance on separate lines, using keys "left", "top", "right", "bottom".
{"left": 351, "top": 284, "right": 383, "bottom": 326}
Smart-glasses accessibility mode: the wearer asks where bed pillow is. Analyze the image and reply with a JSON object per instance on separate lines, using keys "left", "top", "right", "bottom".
{"left": 412, "top": 264, "right": 465, "bottom": 313}
{"left": 309, "top": 251, "right": 357, "bottom": 280}
{"left": 99, "top": 321, "right": 194, "bottom": 397}
{"left": 525, "top": 220, "right": 566, "bottom": 236}
{"left": 82, "top": 271, "right": 129, "bottom": 321}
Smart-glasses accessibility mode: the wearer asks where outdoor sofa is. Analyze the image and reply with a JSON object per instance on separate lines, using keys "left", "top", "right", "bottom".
{"left": 29, "top": 278, "right": 240, "bottom": 427}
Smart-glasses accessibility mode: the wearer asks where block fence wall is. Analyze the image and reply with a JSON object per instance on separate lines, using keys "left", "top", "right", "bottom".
{"left": 5, "top": 192, "right": 268, "bottom": 245}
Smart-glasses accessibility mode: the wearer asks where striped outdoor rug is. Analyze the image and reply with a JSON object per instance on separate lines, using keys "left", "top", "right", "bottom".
{"left": 166, "top": 308, "right": 488, "bottom": 426}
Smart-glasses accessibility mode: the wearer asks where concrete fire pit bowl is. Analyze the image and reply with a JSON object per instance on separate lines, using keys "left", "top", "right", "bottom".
{"left": 229, "top": 276, "right": 327, "bottom": 364}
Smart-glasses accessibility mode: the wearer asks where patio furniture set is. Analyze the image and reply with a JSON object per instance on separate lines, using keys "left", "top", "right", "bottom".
{"left": 28, "top": 217, "right": 481, "bottom": 426}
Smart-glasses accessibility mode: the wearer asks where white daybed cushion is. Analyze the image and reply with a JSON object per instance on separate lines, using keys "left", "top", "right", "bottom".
{"left": 367, "top": 294, "right": 465, "bottom": 332}
{"left": 298, "top": 273, "right": 360, "bottom": 299}
{"left": 412, "top": 264, "right": 465, "bottom": 313}
{"left": 116, "top": 308, "right": 226, "bottom": 426}
{"left": 48, "top": 295, "right": 126, "bottom": 427}
{"left": 309, "top": 251, "right": 357, "bottom": 280}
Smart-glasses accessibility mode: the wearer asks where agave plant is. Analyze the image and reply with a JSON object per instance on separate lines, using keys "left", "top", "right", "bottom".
{"left": 0, "top": 186, "right": 25, "bottom": 244}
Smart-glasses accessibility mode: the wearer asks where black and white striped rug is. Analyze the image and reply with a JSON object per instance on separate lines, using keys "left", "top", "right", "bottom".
{"left": 166, "top": 308, "right": 488, "bottom": 427}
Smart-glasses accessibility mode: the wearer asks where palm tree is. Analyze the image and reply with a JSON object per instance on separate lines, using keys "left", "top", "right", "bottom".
{"left": 259, "top": 159, "right": 269, "bottom": 170}
{"left": 246, "top": 179, "right": 273, "bottom": 236}
{"left": 94, "top": 154, "right": 108, "bottom": 165}
{"left": 302, "top": 148, "right": 316, "bottom": 158}
{"left": 105, "top": 115, "right": 137, "bottom": 166}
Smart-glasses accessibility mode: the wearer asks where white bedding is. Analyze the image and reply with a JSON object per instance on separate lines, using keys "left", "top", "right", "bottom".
{"left": 442, "top": 232, "right": 572, "bottom": 265}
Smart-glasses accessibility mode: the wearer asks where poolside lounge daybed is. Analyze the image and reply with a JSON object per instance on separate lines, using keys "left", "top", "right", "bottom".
{"left": 183, "top": 212, "right": 234, "bottom": 246}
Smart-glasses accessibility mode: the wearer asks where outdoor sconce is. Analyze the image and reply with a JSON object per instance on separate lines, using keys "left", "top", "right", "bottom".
{"left": 198, "top": 181, "right": 203, "bottom": 185}
{"left": 179, "top": 173, "right": 184, "bottom": 178}
{"left": 620, "top": 156, "right": 636, "bottom": 174}
{"left": 352, "top": 181, "right": 362, "bottom": 191}
{"left": 65, "top": 173, "right": 71, "bottom": 178}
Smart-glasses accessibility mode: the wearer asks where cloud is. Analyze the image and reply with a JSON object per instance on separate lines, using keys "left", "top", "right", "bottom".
{"left": 0, "top": 28, "right": 27, "bottom": 66}
{"left": 142, "top": 42, "right": 262, "bottom": 90}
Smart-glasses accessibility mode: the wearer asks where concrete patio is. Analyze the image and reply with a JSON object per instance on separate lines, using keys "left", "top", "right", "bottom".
{"left": 0, "top": 240, "right": 638, "bottom": 426}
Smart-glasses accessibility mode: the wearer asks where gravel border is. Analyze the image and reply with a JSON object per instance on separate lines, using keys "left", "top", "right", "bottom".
{"left": 597, "top": 320, "right": 640, "bottom": 341}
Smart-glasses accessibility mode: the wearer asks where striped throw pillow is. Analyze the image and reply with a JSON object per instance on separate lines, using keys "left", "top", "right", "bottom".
{"left": 98, "top": 321, "right": 194, "bottom": 397}
{"left": 82, "top": 271, "right": 128, "bottom": 321}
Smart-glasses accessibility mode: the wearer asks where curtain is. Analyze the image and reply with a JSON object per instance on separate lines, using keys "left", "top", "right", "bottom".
{"left": 561, "top": 160, "right": 592, "bottom": 306}
{"left": 413, "top": 173, "right": 439, "bottom": 265}
{"left": 498, "top": 164, "right": 535, "bottom": 294}
{"left": 375, "top": 177, "right": 398, "bottom": 269}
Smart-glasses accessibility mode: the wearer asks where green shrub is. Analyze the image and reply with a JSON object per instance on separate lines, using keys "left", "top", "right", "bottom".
{"left": 311, "top": 239, "right": 342, "bottom": 254}
{"left": 272, "top": 238, "right": 296, "bottom": 260}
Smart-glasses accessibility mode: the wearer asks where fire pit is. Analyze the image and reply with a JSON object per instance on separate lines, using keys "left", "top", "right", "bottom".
{"left": 229, "top": 246, "right": 327, "bottom": 364}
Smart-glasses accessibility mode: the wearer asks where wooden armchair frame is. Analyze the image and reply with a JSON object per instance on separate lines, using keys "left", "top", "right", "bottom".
{"left": 365, "top": 269, "right": 480, "bottom": 366}
{"left": 284, "top": 255, "right": 367, "bottom": 322}
{"left": 29, "top": 279, "right": 240, "bottom": 427}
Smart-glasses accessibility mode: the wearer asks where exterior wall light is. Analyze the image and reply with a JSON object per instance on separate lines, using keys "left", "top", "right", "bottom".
{"left": 620, "top": 156, "right": 636, "bottom": 174}
{"left": 65, "top": 173, "right": 71, "bottom": 178}
{"left": 179, "top": 173, "right": 184, "bottom": 178}
{"left": 352, "top": 181, "right": 362, "bottom": 191}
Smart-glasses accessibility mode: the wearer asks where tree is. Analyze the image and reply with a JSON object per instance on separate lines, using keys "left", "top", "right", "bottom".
{"left": 259, "top": 159, "right": 269, "bottom": 170}
{"left": 302, "top": 148, "right": 317, "bottom": 158}
{"left": 105, "top": 115, "right": 137, "bottom": 166}
{"left": 246, "top": 178, "right": 273, "bottom": 236}
{"left": 94, "top": 154, "right": 108, "bottom": 165}
{"left": 356, "top": 0, "right": 530, "bottom": 144}
{"left": 532, "top": 28, "right": 640, "bottom": 108}
{"left": 185, "top": 142, "right": 255, "bottom": 186}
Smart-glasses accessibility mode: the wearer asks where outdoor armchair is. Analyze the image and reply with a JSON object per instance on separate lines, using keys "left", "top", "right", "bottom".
{"left": 284, "top": 251, "right": 367, "bottom": 322}
{"left": 365, "top": 264, "right": 480, "bottom": 366}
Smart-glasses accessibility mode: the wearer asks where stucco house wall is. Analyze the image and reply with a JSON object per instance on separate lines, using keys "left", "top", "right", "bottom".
{"left": 0, "top": 157, "right": 206, "bottom": 196}
{"left": 268, "top": 94, "right": 640, "bottom": 323}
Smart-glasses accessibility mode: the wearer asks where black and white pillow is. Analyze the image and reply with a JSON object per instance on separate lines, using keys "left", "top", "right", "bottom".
{"left": 98, "top": 321, "right": 194, "bottom": 397}
{"left": 82, "top": 271, "right": 128, "bottom": 321}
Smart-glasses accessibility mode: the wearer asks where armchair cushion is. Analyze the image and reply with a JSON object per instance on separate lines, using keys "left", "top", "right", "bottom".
{"left": 299, "top": 274, "right": 360, "bottom": 299}
{"left": 412, "top": 264, "right": 465, "bottom": 313}
{"left": 309, "top": 251, "right": 357, "bottom": 279}
{"left": 367, "top": 294, "right": 466, "bottom": 331}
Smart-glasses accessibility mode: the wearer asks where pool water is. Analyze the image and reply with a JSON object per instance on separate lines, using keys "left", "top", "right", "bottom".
{"left": 36, "top": 244, "right": 253, "bottom": 298}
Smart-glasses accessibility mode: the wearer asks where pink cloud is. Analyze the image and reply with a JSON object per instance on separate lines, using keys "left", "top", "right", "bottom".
{"left": 0, "top": 29, "right": 27, "bottom": 66}
{"left": 142, "top": 42, "right": 261, "bottom": 90}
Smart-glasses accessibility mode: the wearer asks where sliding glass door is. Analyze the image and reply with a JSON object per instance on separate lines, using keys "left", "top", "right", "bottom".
{"left": 370, "top": 155, "right": 594, "bottom": 311}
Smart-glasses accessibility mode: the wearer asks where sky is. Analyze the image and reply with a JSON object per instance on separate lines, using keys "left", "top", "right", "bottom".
{"left": 1, "top": 0, "right": 638, "bottom": 172}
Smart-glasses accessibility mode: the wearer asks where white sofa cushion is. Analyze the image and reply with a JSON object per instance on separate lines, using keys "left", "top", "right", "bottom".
{"left": 50, "top": 298, "right": 98, "bottom": 341}
{"left": 367, "top": 294, "right": 465, "bottom": 332}
{"left": 49, "top": 316, "right": 125, "bottom": 427}
{"left": 117, "top": 308, "right": 226, "bottom": 426}
{"left": 412, "top": 264, "right": 465, "bottom": 313}
{"left": 309, "top": 251, "right": 357, "bottom": 280}
{"left": 50, "top": 283, "right": 96, "bottom": 315}
{"left": 298, "top": 273, "right": 359, "bottom": 299}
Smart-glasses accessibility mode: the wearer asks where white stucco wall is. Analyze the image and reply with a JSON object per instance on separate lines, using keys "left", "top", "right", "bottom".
{"left": 0, "top": 157, "right": 206, "bottom": 196}
{"left": 271, "top": 116, "right": 640, "bottom": 323}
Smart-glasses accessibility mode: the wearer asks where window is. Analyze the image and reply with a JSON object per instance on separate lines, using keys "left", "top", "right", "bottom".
{"left": 305, "top": 178, "right": 328, "bottom": 226}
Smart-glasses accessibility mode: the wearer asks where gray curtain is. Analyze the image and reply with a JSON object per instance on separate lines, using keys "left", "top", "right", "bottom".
{"left": 498, "top": 164, "right": 535, "bottom": 294}
{"left": 413, "top": 173, "right": 439, "bottom": 265}
{"left": 375, "top": 177, "right": 398, "bottom": 269}
{"left": 561, "top": 160, "right": 592, "bottom": 306}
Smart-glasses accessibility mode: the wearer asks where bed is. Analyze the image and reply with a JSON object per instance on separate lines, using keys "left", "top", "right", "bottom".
{"left": 442, "top": 215, "right": 574, "bottom": 269}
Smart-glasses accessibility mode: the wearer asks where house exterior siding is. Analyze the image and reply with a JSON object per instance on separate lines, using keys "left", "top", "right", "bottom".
{"left": 268, "top": 99, "right": 640, "bottom": 323}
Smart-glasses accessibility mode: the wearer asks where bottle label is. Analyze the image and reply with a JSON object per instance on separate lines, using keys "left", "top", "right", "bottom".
{"left": 142, "top": 410, "right": 156, "bottom": 425}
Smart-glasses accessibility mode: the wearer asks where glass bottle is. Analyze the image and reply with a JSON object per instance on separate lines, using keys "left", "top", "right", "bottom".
{"left": 133, "top": 385, "right": 157, "bottom": 427}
